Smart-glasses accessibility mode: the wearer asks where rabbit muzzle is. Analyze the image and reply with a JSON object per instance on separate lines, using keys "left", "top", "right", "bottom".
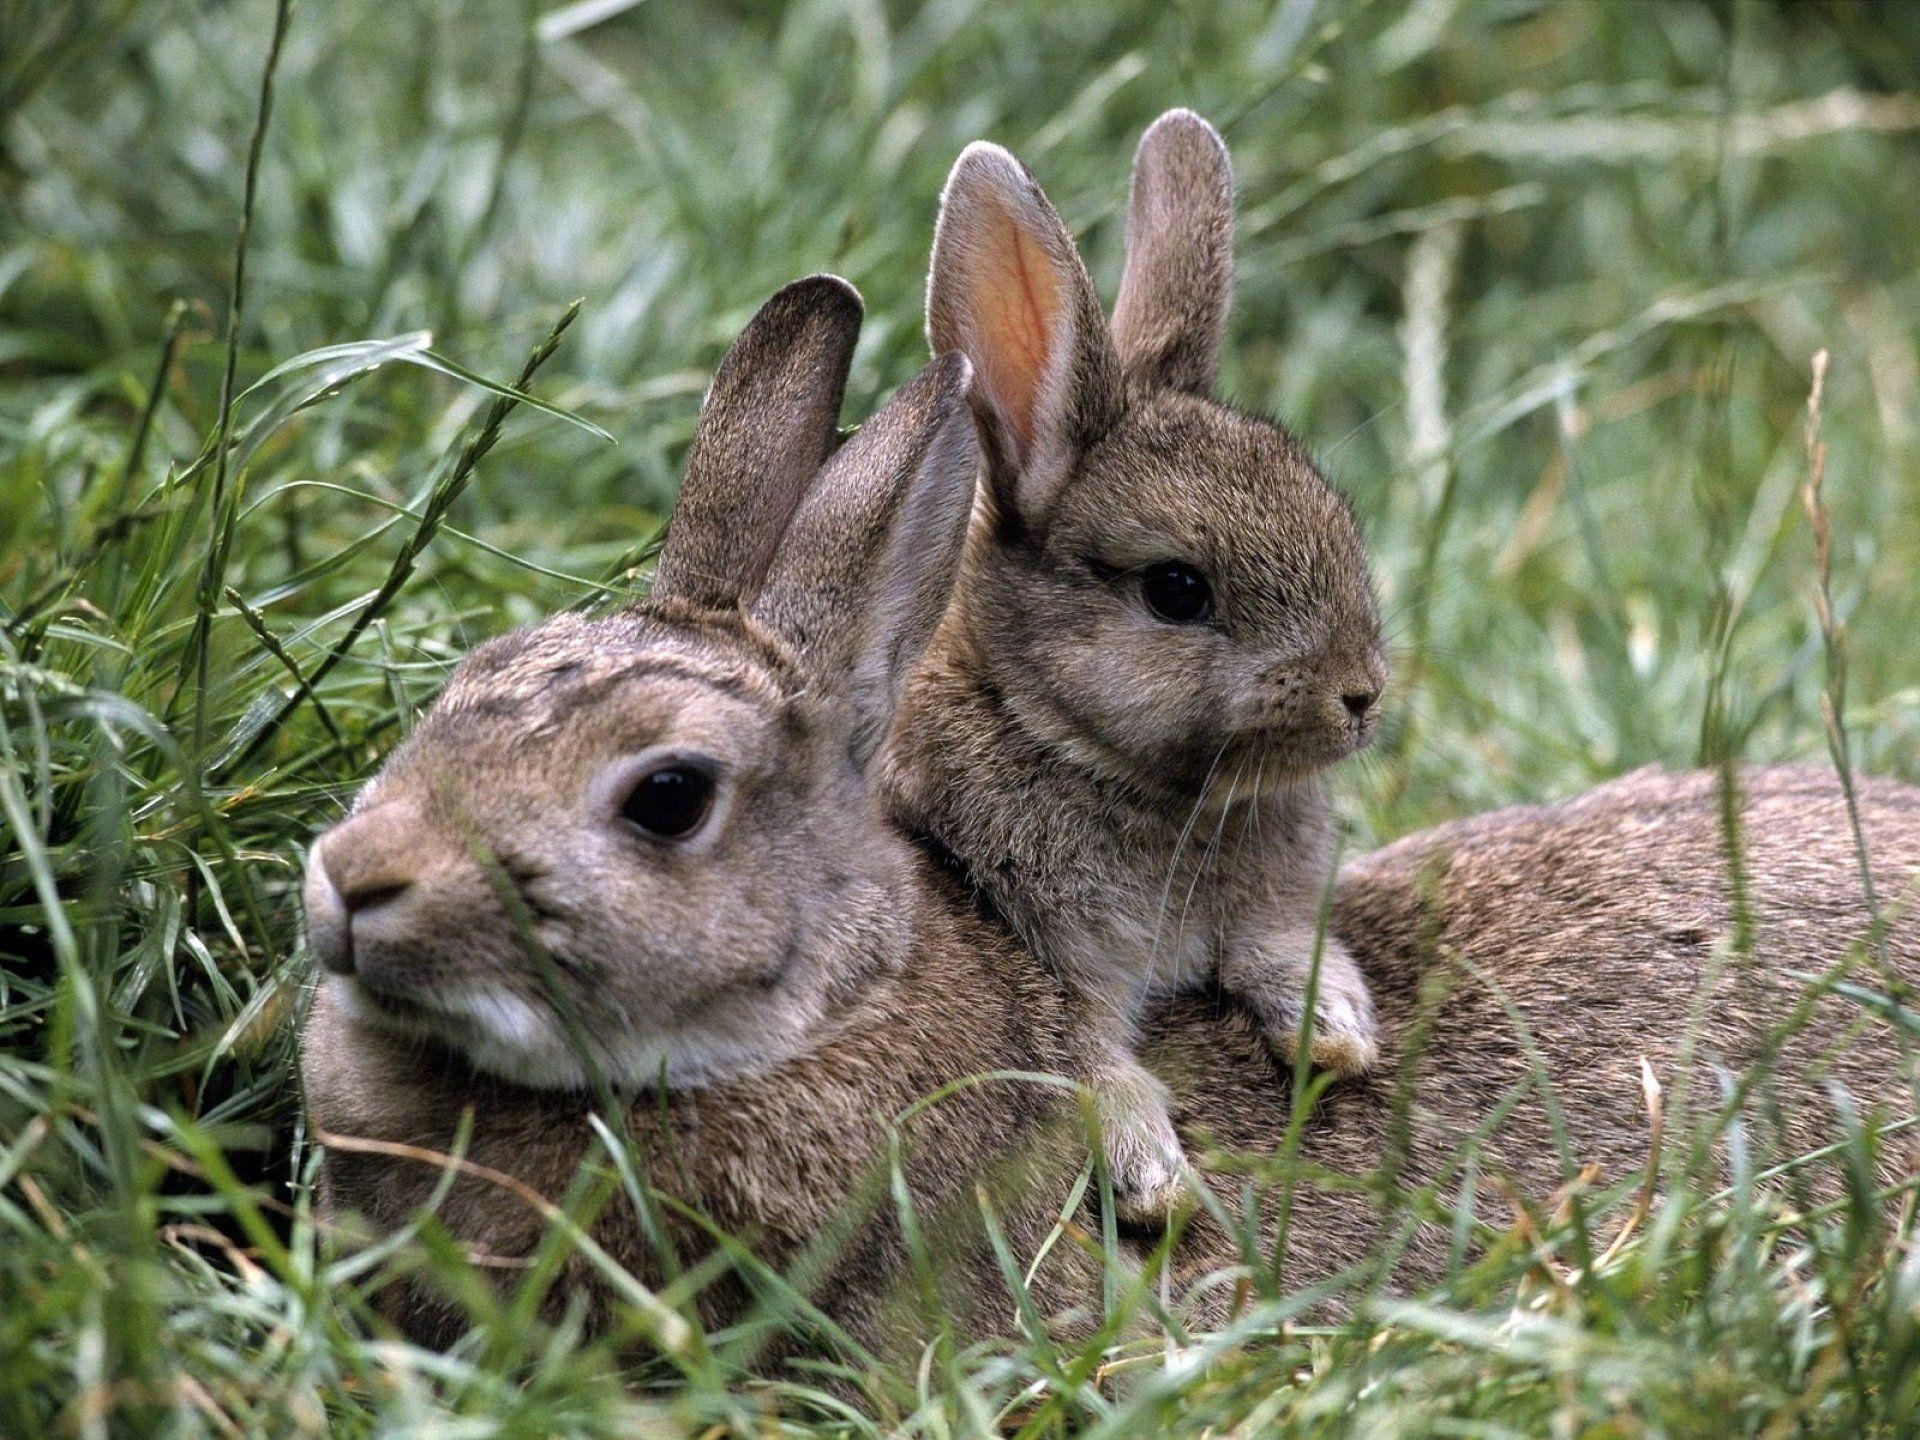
{"left": 1233, "top": 654, "right": 1384, "bottom": 770}
{"left": 304, "top": 804, "right": 536, "bottom": 1040}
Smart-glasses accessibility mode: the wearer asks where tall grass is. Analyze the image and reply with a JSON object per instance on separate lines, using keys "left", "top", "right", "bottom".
{"left": 3, "top": 0, "right": 1918, "bottom": 1432}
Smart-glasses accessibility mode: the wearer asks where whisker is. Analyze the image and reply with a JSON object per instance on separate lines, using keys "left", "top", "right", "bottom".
{"left": 1173, "top": 756, "right": 1241, "bottom": 966}
{"left": 1146, "top": 738, "right": 1234, "bottom": 992}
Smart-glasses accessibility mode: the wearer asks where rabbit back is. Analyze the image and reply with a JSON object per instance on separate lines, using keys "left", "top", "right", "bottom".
{"left": 1145, "top": 763, "right": 1920, "bottom": 1312}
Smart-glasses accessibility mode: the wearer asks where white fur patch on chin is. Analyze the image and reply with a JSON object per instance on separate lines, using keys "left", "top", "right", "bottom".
{"left": 328, "top": 976, "right": 586, "bottom": 1089}
{"left": 436, "top": 990, "right": 604, "bottom": 1090}
{"left": 325, "top": 976, "right": 829, "bottom": 1094}
{"left": 443, "top": 989, "right": 551, "bottom": 1052}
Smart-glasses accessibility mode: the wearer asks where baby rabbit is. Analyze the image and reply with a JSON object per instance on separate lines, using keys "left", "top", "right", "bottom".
{"left": 883, "top": 110, "right": 1387, "bottom": 1221}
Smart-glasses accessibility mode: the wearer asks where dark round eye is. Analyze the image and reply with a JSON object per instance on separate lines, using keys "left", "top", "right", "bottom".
{"left": 1139, "top": 562, "right": 1214, "bottom": 625}
{"left": 620, "top": 765, "right": 715, "bottom": 841}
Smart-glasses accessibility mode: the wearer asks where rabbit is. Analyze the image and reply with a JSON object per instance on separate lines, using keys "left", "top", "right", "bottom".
{"left": 301, "top": 275, "right": 1109, "bottom": 1354}
{"left": 309, "top": 760, "right": 1920, "bottom": 1348}
{"left": 881, "top": 109, "right": 1386, "bottom": 1223}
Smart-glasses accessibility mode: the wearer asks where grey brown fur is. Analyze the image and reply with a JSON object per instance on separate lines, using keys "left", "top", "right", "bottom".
{"left": 1110, "top": 110, "right": 1235, "bottom": 394}
{"left": 1153, "top": 764, "right": 1920, "bottom": 1305}
{"left": 304, "top": 879, "right": 1090, "bottom": 1355}
{"left": 887, "top": 110, "right": 1386, "bottom": 1218}
{"left": 300, "top": 122, "right": 1920, "bottom": 1366}
{"left": 651, "top": 276, "right": 863, "bottom": 608}
{"left": 300, "top": 276, "right": 1099, "bottom": 1359}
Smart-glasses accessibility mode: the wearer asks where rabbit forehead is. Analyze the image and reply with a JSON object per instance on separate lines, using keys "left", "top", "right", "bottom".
{"left": 439, "top": 611, "right": 793, "bottom": 717}
{"left": 1050, "top": 393, "right": 1374, "bottom": 619}
{"left": 399, "top": 611, "right": 798, "bottom": 781}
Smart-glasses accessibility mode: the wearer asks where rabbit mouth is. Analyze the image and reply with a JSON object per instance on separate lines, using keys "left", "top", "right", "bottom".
{"left": 333, "top": 973, "right": 766, "bottom": 1092}
{"left": 333, "top": 975, "right": 587, "bottom": 1082}
{"left": 1231, "top": 718, "right": 1373, "bottom": 771}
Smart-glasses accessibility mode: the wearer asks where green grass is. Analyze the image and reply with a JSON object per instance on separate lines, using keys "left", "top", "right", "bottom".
{"left": 4, "top": 0, "right": 1920, "bottom": 1432}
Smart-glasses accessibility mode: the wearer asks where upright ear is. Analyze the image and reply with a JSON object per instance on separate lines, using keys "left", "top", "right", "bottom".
{"left": 651, "top": 276, "right": 864, "bottom": 609}
{"left": 926, "top": 142, "right": 1123, "bottom": 525}
{"left": 752, "top": 353, "right": 978, "bottom": 764}
{"left": 1111, "top": 109, "right": 1234, "bottom": 396}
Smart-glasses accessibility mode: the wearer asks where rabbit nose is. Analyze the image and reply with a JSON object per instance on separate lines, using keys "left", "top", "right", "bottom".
{"left": 306, "top": 805, "right": 428, "bottom": 976}
{"left": 319, "top": 820, "right": 421, "bottom": 912}
{"left": 333, "top": 867, "right": 413, "bottom": 917}
{"left": 305, "top": 846, "right": 355, "bottom": 978}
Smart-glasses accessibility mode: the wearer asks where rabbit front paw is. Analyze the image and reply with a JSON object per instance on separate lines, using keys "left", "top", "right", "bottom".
{"left": 1266, "top": 973, "right": 1380, "bottom": 1078}
{"left": 1093, "top": 1065, "right": 1190, "bottom": 1226}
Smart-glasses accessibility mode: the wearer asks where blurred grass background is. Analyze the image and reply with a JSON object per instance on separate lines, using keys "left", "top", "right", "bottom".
{"left": 3, "top": 0, "right": 1919, "bottom": 1433}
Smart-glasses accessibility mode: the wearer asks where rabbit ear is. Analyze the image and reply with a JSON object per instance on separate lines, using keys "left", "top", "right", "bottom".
{"left": 752, "top": 353, "right": 979, "bottom": 763}
{"left": 652, "top": 276, "right": 864, "bottom": 609}
{"left": 927, "top": 142, "right": 1123, "bottom": 526}
{"left": 1111, "top": 109, "right": 1234, "bottom": 396}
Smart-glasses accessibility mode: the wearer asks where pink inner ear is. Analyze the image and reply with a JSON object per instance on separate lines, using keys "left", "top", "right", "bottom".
{"left": 966, "top": 198, "right": 1063, "bottom": 462}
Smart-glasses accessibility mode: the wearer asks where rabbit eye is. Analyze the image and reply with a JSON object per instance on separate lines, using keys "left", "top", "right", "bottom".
{"left": 621, "top": 765, "right": 716, "bottom": 841}
{"left": 1139, "top": 562, "right": 1214, "bottom": 625}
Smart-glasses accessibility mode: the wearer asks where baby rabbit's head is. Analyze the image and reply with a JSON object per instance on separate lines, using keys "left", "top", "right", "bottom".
{"left": 305, "top": 279, "right": 977, "bottom": 1091}
{"left": 927, "top": 112, "right": 1384, "bottom": 797}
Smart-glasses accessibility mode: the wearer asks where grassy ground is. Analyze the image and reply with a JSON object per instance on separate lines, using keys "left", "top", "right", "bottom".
{"left": 3, "top": 0, "right": 1920, "bottom": 1432}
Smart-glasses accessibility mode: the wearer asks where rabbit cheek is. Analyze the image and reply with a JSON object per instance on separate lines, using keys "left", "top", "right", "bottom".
{"left": 1114, "top": 638, "right": 1242, "bottom": 759}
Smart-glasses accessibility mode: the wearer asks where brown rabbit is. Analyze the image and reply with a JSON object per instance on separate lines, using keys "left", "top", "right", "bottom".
{"left": 882, "top": 110, "right": 1385, "bottom": 1222}
{"left": 301, "top": 276, "right": 1113, "bottom": 1352}
{"left": 309, "top": 762, "right": 1920, "bottom": 1348}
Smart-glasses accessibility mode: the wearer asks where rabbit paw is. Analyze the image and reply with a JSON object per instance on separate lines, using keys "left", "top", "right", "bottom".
{"left": 1094, "top": 1067, "right": 1190, "bottom": 1226}
{"left": 1267, "top": 977, "right": 1380, "bottom": 1078}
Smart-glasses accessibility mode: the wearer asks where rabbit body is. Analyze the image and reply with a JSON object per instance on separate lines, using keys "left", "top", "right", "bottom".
{"left": 890, "top": 603, "right": 1371, "bottom": 1220}
{"left": 1152, "top": 762, "right": 1920, "bottom": 1310}
{"left": 298, "top": 276, "right": 1104, "bottom": 1358}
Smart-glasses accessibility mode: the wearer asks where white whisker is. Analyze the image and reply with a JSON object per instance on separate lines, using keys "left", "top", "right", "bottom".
{"left": 1174, "top": 756, "right": 1241, "bottom": 967}
{"left": 1145, "top": 739, "right": 1234, "bottom": 994}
